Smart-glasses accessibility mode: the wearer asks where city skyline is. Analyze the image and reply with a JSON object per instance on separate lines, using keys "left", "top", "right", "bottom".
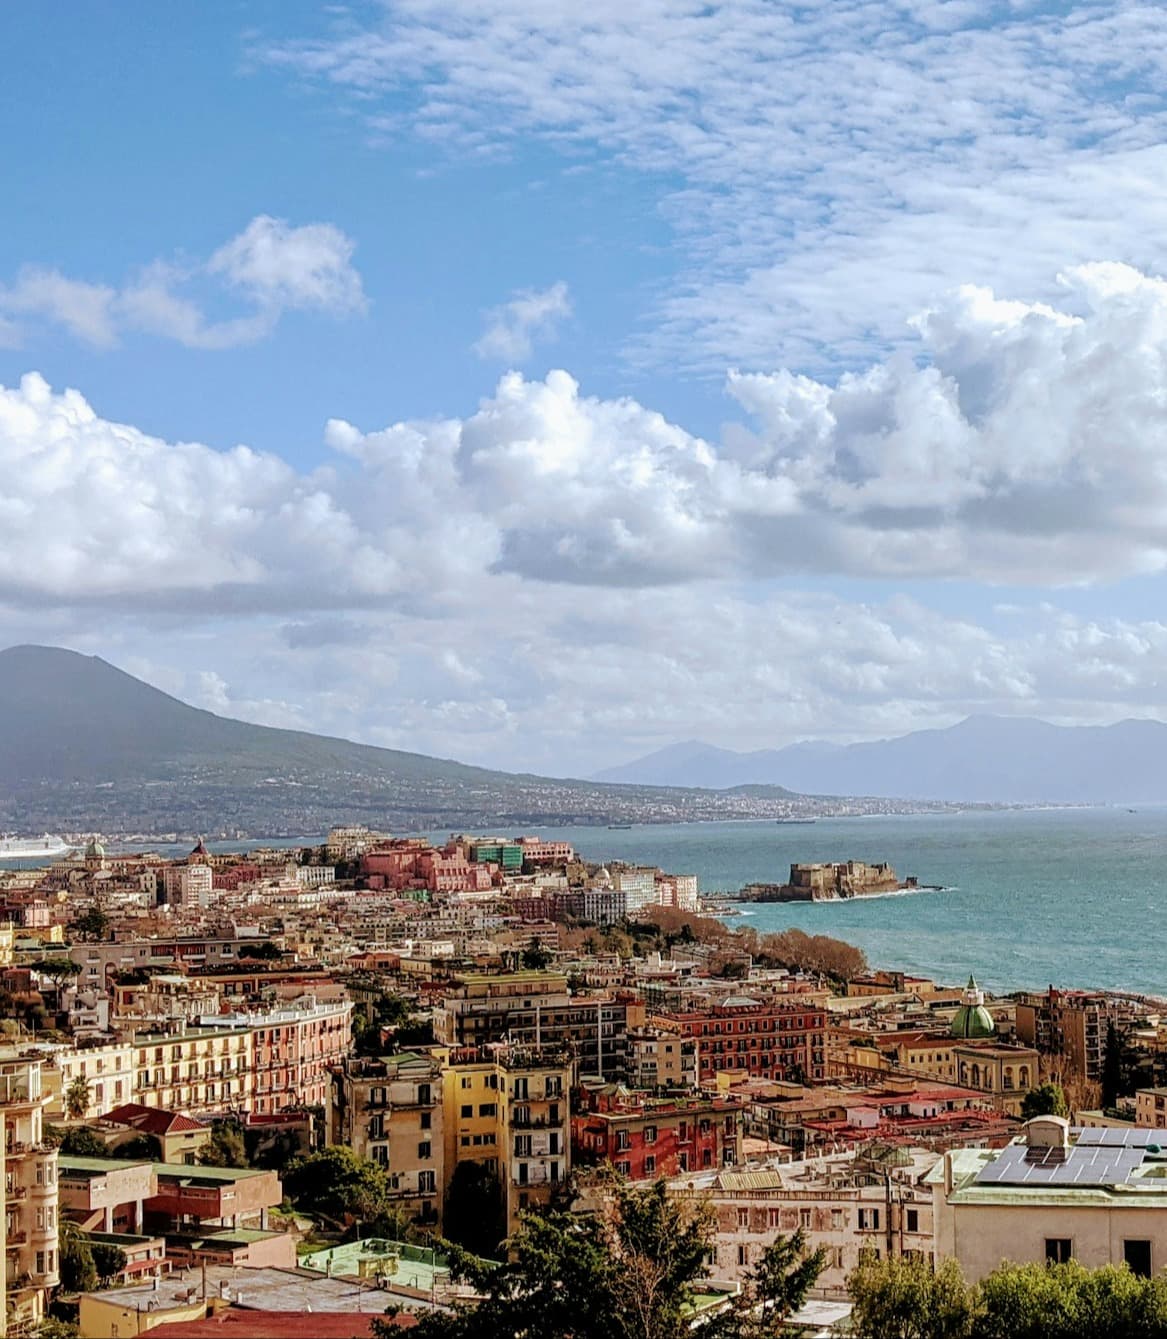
{"left": 5, "top": 3, "right": 1167, "bottom": 776}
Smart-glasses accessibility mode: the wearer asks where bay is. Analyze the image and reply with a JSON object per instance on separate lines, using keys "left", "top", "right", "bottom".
{"left": 15, "top": 807, "right": 1166, "bottom": 996}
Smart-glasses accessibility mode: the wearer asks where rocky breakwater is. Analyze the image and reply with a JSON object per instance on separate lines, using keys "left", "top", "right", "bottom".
{"left": 742, "top": 859, "right": 919, "bottom": 903}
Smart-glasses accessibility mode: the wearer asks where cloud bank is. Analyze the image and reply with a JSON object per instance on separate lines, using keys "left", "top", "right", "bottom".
{"left": 261, "top": 1, "right": 1167, "bottom": 370}
{"left": 8, "top": 262, "right": 1167, "bottom": 768}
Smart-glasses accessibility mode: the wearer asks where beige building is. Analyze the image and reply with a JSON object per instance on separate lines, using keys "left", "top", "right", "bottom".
{"left": 931, "top": 1116, "right": 1167, "bottom": 1282}
{"left": 665, "top": 1145, "right": 938, "bottom": 1299}
{"left": 1135, "top": 1087, "right": 1167, "bottom": 1128}
{"left": 626, "top": 1028, "right": 698, "bottom": 1090}
{"left": 327, "top": 1052, "right": 444, "bottom": 1228}
{"left": 1, "top": 1058, "right": 59, "bottom": 1334}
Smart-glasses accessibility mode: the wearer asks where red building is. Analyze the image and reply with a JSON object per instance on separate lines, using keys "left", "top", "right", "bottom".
{"left": 649, "top": 996, "right": 827, "bottom": 1084}
{"left": 572, "top": 1085, "right": 741, "bottom": 1178}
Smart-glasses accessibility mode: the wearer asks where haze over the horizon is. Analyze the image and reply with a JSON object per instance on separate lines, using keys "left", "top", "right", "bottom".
{"left": 6, "top": 3, "right": 1167, "bottom": 777}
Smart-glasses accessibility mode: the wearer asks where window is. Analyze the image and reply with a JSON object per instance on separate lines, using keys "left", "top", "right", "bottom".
{"left": 768, "top": 1209, "right": 780, "bottom": 1229}
{"left": 420, "top": 1111, "right": 432, "bottom": 1130}
{"left": 858, "top": 1208, "right": 880, "bottom": 1231}
{"left": 419, "top": 1170, "right": 436, "bottom": 1193}
{"left": 644, "top": 1155, "right": 656, "bottom": 1174}
{"left": 1046, "top": 1239, "right": 1073, "bottom": 1265}
{"left": 1125, "top": 1240, "right": 1153, "bottom": 1278}
{"left": 479, "top": 1103, "right": 497, "bottom": 1117}
{"left": 799, "top": 1208, "right": 812, "bottom": 1229}
{"left": 906, "top": 1208, "right": 919, "bottom": 1234}
{"left": 616, "top": 1160, "right": 631, "bottom": 1176}
{"left": 616, "top": 1131, "right": 630, "bottom": 1151}
{"left": 737, "top": 1245, "right": 748, "bottom": 1266}
{"left": 461, "top": 1076, "right": 472, "bottom": 1089}
{"left": 461, "top": 1104, "right": 473, "bottom": 1119}
{"left": 36, "top": 1253, "right": 44, "bottom": 1276}
{"left": 643, "top": 1126, "right": 657, "bottom": 1144}
{"left": 737, "top": 1209, "right": 749, "bottom": 1228}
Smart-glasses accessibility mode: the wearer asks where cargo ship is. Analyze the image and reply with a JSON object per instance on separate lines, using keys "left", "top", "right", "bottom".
{"left": 0, "top": 834, "right": 75, "bottom": 861}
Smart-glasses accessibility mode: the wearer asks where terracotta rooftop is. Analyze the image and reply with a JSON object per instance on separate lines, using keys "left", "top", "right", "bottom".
{"left": 103, "top": 1102, "right": 205, "bottom": 1136}
{"left": 157, "top": 1311, "right": 408, "bottom": 1337}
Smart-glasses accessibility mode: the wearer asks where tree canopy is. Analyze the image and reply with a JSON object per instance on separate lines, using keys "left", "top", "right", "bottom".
{"left": 848, "top": 1252, "right": 1167, "bottom": 1339}
{"left": 1020, "top": 1081, "right": 1069, "bottom": 1120}
{"left": 382, "top": 1178, "right": 823, "bottom": 1339}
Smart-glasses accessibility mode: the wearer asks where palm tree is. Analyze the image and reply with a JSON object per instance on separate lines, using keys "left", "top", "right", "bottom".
{"left": 65, "top": 1075, "right": 91, "bottom": 1120}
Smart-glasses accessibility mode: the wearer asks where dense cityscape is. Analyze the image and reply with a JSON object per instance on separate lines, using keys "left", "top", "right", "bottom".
{"left": 0, "top": 828, "right": 1160, "bottom": 1336}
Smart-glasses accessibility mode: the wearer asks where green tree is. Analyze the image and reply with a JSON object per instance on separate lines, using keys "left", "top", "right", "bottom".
{"left": 58, "top": 1221, "right": 98, "bottom": 1293}
{"left": 1020, "top": 1081, "right": 1069, "bottom": 1120}
{"left": 59, "top": 1127, "right": 108, "bottom": 1158}
{"left": 90, "top": 1242, "right": 127, "bottom": 1287}
{"left": 31, "top": 958, "right": 82, "bottom": 994}
{"left": 199, "top": 1118, "right": 248, "bottom": 1168}
{"left": 35, "top": 1319, "right": 81, "bottom": 1339}
{"left": 237, "top": 941, "right": 283, "bottom": 960}
{"left": 974, "top": 1259, "right": 1167, "bottom": 1339}
{"left": 283, "top": 1146, "right": 391, "bottom": 1228}
{"left": 724, "top": 1228, "right": 826, "bottom": 1337}
{"left": 389, "top": 1177, "right": 716, "bottom": 1339}
{"left": 848, "top": 1253, "right": 978, "bottom": 1339}
{"left": 116, "top": 1132, "right": 162, "bottom": 1161}
{"left": 521, "top": 937, "right": 553, "bottom": 971}
{"left": 64, "top": 1075, "right": 91, "bottom": 1120}
{"left": 443, "top": 1160, "right": 505, "bottom": 1259}
{"left": 68, "top": 908, "right": 109, "bottom": 942}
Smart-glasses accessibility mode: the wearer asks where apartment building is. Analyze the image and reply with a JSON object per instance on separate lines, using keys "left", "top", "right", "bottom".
{"left": 192, "top": 996, "right": 352, "bottom": 1114}
{"left": 433, "top": 972, "right": 645, "bottom": 1080}
{"left": 0, "top": 1058, "right": 59, "bottom": 1334}
{"left": 650, "top": 997, "right": 828, "bottom": 1084}
{"left": 931, "top": 1117, "right": 1167, "bottom": 1282}
{"left": 1015, "top": 988, "right": 1147, "bottom": 1081}
{"left": 625, "top": 1028, "right": 698, "bottom": 1091}
{"left": 667, "top": 1145, "right": 938, "bottom": 1298}
{"left": 327, "top": 1052, "right": 444, "bottom": 1228}
{"left": 573, "top": 1085, "right": 741, "bottom": 1179}
{"left": 134, "top": 1027, "right": 253, "bottom": 1114}
{"left": 437, "top": 1044, "right": 572, "bottom": 1237}
{"left": 46, "top": 1041, "right": 137, "bottom": 1119}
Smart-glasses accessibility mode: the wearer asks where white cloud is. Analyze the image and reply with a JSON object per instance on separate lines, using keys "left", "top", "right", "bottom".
{"left": 0, "top": 217, "right": 366, "bottom": 351}
{"left": 474, "top": 281, "right": 571, "bottom": 362}
{"left": 261, "top": 1, "right": 1167, "bottom": 371}
{"left": 207, "top": 215, "right": 367, "bottom": 316}
{"left": 7, "top": 260, "right": 1167, "bottom": 621}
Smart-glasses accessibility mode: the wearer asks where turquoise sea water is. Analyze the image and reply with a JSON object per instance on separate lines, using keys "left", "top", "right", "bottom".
{"left": 499, "top": 808, "right": 1167, "bottom": 997}
{"left": 10, "top": 807, "right": 1165, "bottom": 995}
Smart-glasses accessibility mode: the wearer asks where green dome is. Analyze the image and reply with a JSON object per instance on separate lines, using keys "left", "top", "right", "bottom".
{"left": 950, "top": 975, "right": 996, "bottom": 1039}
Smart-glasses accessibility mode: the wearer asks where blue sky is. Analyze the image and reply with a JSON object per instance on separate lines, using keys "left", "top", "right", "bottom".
{"left": 4, "top": 1, "right": 1167, "bottom": 776}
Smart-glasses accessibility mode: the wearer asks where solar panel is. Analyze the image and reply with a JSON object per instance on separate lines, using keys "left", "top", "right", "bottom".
{"left": 1077, "top": 1127, "right": 1163, "bottom": 1148}
{"left": 974, "top": 1142, "right": 1147, "bottom": 1187}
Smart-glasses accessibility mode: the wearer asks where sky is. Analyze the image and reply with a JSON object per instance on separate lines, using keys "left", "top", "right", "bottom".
{"left": 4, "top": 0, "right": 1167, "bottom": 778}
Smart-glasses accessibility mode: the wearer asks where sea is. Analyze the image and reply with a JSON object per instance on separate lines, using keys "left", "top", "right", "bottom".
{"left": 7, "top": 806, "right": 1166, "bottom": 997}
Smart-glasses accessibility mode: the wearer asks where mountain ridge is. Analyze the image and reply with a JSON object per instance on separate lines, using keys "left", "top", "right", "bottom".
{"left": 594, "top": 715, "right": 1167, "bottom": 803}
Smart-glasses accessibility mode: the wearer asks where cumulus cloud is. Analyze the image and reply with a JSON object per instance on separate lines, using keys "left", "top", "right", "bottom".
{"left": 474, "top": 281, "right": 571, "bottom": 362}
{"left": 7, "top": 262, "right": 1167, "bottom": 624}
{"left": 0, "top": 216, "right": 366, "bottom": 351}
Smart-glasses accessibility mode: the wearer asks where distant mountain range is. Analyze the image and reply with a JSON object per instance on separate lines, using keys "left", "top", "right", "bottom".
{"left": 594, "top": 716, "right": 1167, "bottom": 804}
{"left": 0, "top": 644, "right": 894, "bottom": 835}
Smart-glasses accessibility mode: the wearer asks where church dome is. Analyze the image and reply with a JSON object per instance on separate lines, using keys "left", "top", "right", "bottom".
{"left": 85, "top": 837, "right": 105, "bottom": 860}
{"left": 950, "top": 975, "right": 996, "bottom": 1039}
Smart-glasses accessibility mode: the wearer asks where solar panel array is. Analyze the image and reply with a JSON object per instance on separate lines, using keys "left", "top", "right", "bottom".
{"left": 1077, "top": 1127, "right": 1163, "bottom": 1148}
{"left": 975, "top": 1142, "right": 1147, "bottom": 1187}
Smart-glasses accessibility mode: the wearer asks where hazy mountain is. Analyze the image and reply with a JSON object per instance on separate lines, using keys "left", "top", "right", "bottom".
{"left": 0, "top": 644, "right": 880, "bottom": 834}
{"left": 0, "top": 644, "right": 522, "bottom": 786}
{"left": 595, "top": 715, "right": 1167, "bottom": 804}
